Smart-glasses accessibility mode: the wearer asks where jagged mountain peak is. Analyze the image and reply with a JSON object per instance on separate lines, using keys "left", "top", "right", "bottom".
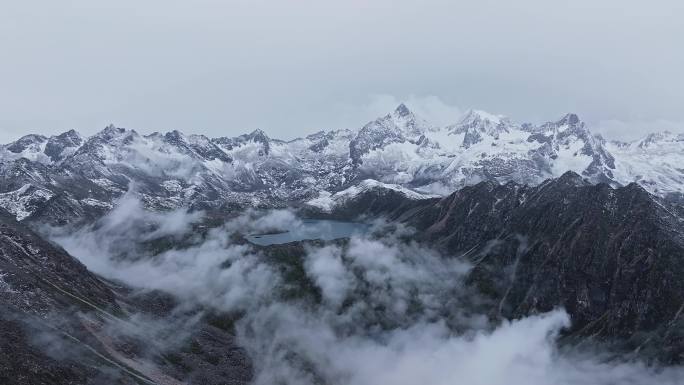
{"left": 163, "top": 129, "right": 187, "bottom": 142}
{"left": 449, "top": 109, "right": 511, "bottom": 133}
{"left": 376, "top": 103, "right": 433, "bottom": 135}
{"left": 446, "top": 109, "right": 512, "bottom": 148}
{"left": 166, "top": 128, "right": 184, "bottom": 136}
{"left": 11, "top": 133, "right": 48, "bottom": 143}
{"left": 349, "top": 105, "right": 434, "bottom": 163}
{"left": 212, "top": 128, "right": 272, "bottom": 156}
{"left": 537, "top": 112, "right": 586, "bottom": 134}
{"left": 0, "top": 130, "right": 85, "bottom": 165}
{"left": 5, "top": 134, "right": 48, "bottom": 153}
{"left": 558, "top": 112, "right": 581, "bottom": 126}
{"left": 51, "top": 129, "right": 82, "bottom": 141}
{"left": 102, "top": 123, "right": 121, "bottom": 133}
{"left": 220, "top": 128, "right": 271, "bottom": 143}
{"left": 177, "top": 132, "right": 232, "bottom": 162}
{"left": 247, "top": 128, "right": 270, "bottom": 141}
{"left": 394, "top": 102, "right": 412, "bottom": 117}
{"left": 63, "top": 125, "right": 141, "bottom": 167}
{"left": 44, "top": 129, "right": 83, "bottom": 163}
{"left": 459, "top": 109, "right": 506, "bottom": 125}
{"left": 94, "top": 124, "right": 138, "bottom": 141}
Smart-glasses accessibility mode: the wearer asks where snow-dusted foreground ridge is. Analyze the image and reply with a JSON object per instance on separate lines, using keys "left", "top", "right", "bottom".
{"left": 1, "top": 104, "right": 683, "bottom": 222}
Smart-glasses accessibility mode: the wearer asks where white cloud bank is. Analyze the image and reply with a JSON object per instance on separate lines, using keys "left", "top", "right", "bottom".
{"left": 48, "top": 198, "right": 684, "bottom": 385}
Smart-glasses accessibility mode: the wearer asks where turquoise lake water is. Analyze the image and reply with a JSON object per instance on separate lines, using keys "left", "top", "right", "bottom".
{"left": 246, "top": 219, "right": 370, "bottom": 246}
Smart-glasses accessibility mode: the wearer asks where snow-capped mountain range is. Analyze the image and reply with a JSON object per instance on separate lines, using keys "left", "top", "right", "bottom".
{"left": 1, "top": 104, "right": 683, "bottom": 223}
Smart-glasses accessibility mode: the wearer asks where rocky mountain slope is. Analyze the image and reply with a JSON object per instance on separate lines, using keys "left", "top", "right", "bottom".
{"left": 316, "top": 171, "right": 684, "bottom": 363}
{"left": 1, "top": 105, "right": 683, "bottom": 225}
{"left": 0, "top": 208, "right": 252, "bottom": 384}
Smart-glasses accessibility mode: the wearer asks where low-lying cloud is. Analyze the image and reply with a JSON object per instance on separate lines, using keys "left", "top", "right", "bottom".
{"left": 47, "top": 196, "right": 684, "bottom": 385}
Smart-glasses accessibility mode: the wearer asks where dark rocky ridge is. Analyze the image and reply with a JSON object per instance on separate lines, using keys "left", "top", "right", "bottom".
{"left": 322, "top": 171, "right": 684, "bottom": 363}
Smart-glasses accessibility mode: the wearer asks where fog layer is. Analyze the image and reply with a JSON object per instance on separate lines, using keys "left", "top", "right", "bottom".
{"left": 49, "top": 196, "right": 684, "bottom": 384}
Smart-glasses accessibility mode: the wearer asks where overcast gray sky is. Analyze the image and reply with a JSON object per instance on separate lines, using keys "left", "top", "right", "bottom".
{"left": 1, "top": 0, "right": 683, "bottom": 143}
